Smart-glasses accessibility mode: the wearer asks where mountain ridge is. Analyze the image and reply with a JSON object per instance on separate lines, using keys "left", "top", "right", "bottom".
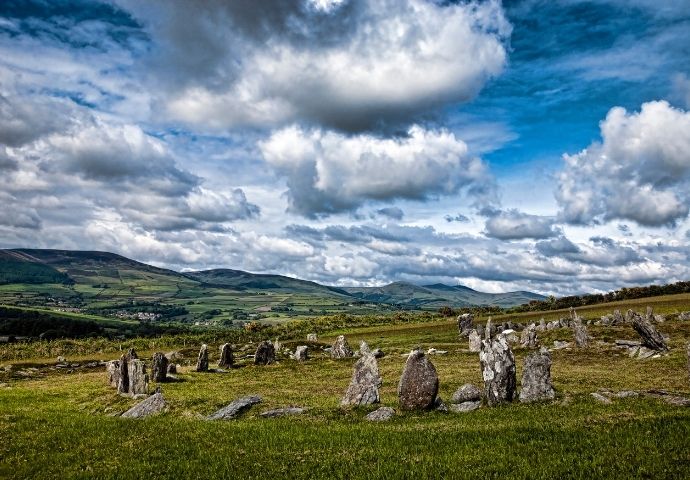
{"left": 0, "top": 248, "right": 546, "bottom": 308}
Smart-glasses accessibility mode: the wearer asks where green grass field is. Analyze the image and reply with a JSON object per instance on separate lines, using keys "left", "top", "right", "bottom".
{"left": 1, "top": 295, "right": 690, "bottom": 478}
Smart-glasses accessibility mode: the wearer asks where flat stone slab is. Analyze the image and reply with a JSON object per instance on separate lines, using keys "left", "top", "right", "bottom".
{"left": 260, "top": 407, "right": 306, "bottom": 418}
{"left": 365, "top": 406, "right": 395, "bottom": 422}
{"left": 207, "top": 395, "right": 262, "bottom": 420}
{"left": 590, "top": 392, "right": 612, "bottom": 404}
{"left": 615, "top": 339, "right": 642, "bottom": 347}
{"left": 121, "top": 392, "right": 167, "bottom": 419}
{"left": 449, "top": 401, "right": 481, "bottom": 413}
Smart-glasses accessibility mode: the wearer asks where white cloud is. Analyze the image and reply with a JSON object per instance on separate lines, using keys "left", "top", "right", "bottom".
{"left": 484, "top": 209, "right": 558, "bottom": 240}
{"left": 556, "top": 100, "right": 690, "bottom": 227}
{"left": 259, "top": 125, "right": 495, "bottom": 217}
{"left": 117, "top": 0, "right": 510, "bottom": 132}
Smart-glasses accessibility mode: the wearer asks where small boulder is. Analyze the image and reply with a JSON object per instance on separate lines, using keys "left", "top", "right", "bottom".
{"left": 331, "top": 335, "right": 354, "bottom": 359}
{"left": 207, "top": 395, "right": 262, "bottom": 420}
{"left": 293, "top": 345, "right": 309, "bottom": 361}
{"left": 196, "top": 344, "right": 209, "bottom": 372}
{"left": 307, "top": 333, "right": 318, "bottom": 342}
{"left": 371, "top": 348, "right": 385, "bottom": 359}
{"left": 167, "top": 363, "right": 177, "bottom": 374}
{"left": 121, "top": 392, "right": 166, "bottom": 419}
{"left": 365, "top": 406, "right": 395, "bottom": 422}
{"left": 254, "top": 341, "right": 276, "bottom": 365}
{"left": 397, "top": 350, "right": 439, "bottom": 410}
{"left": 519, "top": 348, "right": 555, "bottom": 403}
{"left": 451, "top": 383, "right": 482, "bottom": 404}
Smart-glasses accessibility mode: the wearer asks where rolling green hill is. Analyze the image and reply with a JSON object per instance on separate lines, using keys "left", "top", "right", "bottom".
{"left": 0, "top": 249, "right": 545, "bottom": 325}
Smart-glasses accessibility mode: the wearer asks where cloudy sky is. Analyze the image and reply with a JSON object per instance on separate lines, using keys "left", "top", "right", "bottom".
{"left": 1, "top": 0, "right": 690, "bottom": 295}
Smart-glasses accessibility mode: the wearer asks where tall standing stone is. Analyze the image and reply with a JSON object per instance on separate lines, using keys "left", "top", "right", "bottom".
{"left": 196, "top": 344, "right": 209, "bottom": 372}
{"left": 398, "top": 350, "right": 439, "bottom": 410}
{"left": 457, "top": 313, "right": 474, "bottom": 337}
{"left": 632, "top": 313, "right": 668, "bottom": 351}
{"left": 254, "top": 341, "right": 275, "bottom": 365}
{"left": 117, "top": 349, "right": 138, "bottom": 394}
{"left": 218, "top": 343, "right": 234, "bottom": 368}
{"left": 686, "top": 343, "right": 690, "bottom": 384}
{"left": 127, "top": 359, "right": 148, "bottom": 395}
{"left": 331, "top": 335, "right": 354, "bottom": 359}
{"left": 468, "top": 330, "right": 481, "bottom": 352}
{"left": 106, "top": 360, "right": 120, "bottom": 388}
{"left": 341, "top": 351, "right": 382, "bottom": 406}
{"left": 151, "top": 352, "right": 168, "bottom": 383}
{"left": 485, "top": 318, "right": 493, "bottom": 340}
{"left": 479, "top": 336, "right": 516, "bottom": 406}
{"left": 520, "top": 323, "right": 538, "bottom": 348}
{"left": 519, "top": 348, "right": 555, "bottom": 403}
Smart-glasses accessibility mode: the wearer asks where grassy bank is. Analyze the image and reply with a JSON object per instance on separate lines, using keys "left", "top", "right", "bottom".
{"left": 1, "top": 294, "right": 690, "bottom": 478}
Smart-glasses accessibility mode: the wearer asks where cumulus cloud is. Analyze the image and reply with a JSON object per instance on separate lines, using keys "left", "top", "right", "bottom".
{"left": 556, "top": 101, "right": 690, "bottom": 227}
{"left": 484, "top": 209, "right": 559, "bottom": 240}
{"left": 115, "top": 0, "right": 510, "bottom": 132}
{"left": 260, "top": 125, "right": 496, "bottom": 217}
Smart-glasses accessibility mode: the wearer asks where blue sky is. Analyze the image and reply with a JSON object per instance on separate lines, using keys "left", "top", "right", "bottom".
{"left": 1, "top": 0, "right": 689, "bottom": 295}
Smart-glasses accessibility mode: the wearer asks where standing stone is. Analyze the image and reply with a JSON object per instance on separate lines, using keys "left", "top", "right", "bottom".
{"left": 485, "top": 318, "right": 493, "bottom": 340}
{"left": 127, "top": 359, "right": 148, "bottom": 396}
{"left": 519, "top": 348, "right": 555, "bottom": 403}
{"left": 468, "top": 330, "right": 482, "bottom": 352}
{"left": 686, "top": 343, "right": 690, "bottom": 384}
{"left": 612, "top": 309, "right": 625, "bottom": 326}
{"left": 293, "top": 345, "right": 309, "bottom": 361}
{"left": 254, "top": 341, "right": 276, "bottom": 365}
{"left": 359, "top": 340, "right": 372, "bottom": 356}
{"left": 476, "top": 323, "right": 485, "bottom": 339}
{"left": 572, "top": 322, "right": 590, "bottom": 348}
{"left": 218, "top": 343, "right": 234, "bottom": 368}
{"left": 307, "top": 333, "right": 318, "bottom": 342}
{"left": 632, "top": 313, "right": 668, "bottom": 351}
{"left": 122, "top": 392, "right": 167, "bottom": 419}
{"left": 106, "top": 360, "right": 120, "bottom": 388}
{"left": 151, "top": 352, "right": 168, "bottom": 383}
{"left": 457, "top": 313, "right": 474, "bottom": 337}
{"left": 678, "top": 312, "right": 690, "bottom": 321}
{"left": 520, "top": 323, "right": 538, "bottom": 348}
{"left": 117, "top": 349, "right": 138, "bottom": 394}
{"left": 398, "top": 350, "right": 439, "bottom": 410}
{"left": 479, "top": 336, "right": 516, "bottom": 406}
{"left": 331, "top": 335, "right": 354, "bottom": 359}
{"left": 167, "top": 363, "right": 177, "bottom": 374}
{"left": 341, "top": 352, "right": 382, "bottom": 406}
{"left": 196, "top": 344, "right": 209, "bottom": 372}
{"left": 625, "top": 309, "right": 635, "bottom": 323}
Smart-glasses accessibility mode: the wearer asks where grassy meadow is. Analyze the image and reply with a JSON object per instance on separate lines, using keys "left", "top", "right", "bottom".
{"left": 1, "top": 294, "right": 690, "bottom": 478}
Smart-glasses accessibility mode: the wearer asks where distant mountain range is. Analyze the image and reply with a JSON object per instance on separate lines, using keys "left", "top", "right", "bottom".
{"left": 0, "top": 249, "right": 545, "bottom": 308}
